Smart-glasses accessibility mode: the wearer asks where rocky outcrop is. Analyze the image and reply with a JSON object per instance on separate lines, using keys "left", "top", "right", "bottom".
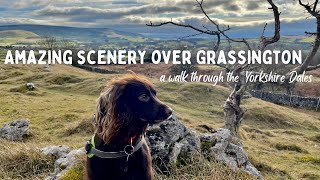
{"left": 0, "top": 120, "right": 29, "bottom": 141}
{"left": 41, "top": 145, "right": 71, "bottom": 158}
{"left": 41, "top": 145, "right": 84, "bottom": 180}
{"left": 199, "top": 131, "right": 262, "bottom": 178}
{"left": 41, "top": 115, "right": 262, "bottom": 179}
{"left": 147, "top": 115, "right": 262, "bottom": 179}
{"left": 146, "top": 114, "right": 201, "bottom": 165}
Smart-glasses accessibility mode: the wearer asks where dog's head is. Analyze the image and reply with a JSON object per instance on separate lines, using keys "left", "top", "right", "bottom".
{"left": 96, "top": 73, "right": 172, "bottom": 143}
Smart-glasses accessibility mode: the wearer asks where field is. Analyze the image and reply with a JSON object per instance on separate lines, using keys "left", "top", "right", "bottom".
{"left": 0, "top": 64, "right": 319, "bottom": 179}
{"left": 0, "top": 30, "right": 40, "bottom": 46}
{"left": 0, "top": 26, "right": 148, "bottom": 47}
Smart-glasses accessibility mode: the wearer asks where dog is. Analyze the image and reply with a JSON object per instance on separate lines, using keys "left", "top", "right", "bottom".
{"left": 86, "top": 73, "right": 172, "bottom": 180}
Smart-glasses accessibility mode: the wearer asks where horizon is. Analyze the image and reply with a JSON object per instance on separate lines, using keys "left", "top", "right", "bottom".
{"left": 0, "top": 23, "right": 315, "bottom": 39}
{"left": 0, "top": 0, "right": 317, "bottom": 38}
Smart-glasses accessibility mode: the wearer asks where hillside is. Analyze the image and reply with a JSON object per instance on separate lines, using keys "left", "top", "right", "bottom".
{"left": 0, "top": 64, "right": 319, "bottom": 179}
{"left": 0, "top": 30, "right": 40, "bottom": 46}
{"left": 0, "top": 25, "right": 146, "bottom": 45}
{"left": 0, "top": 30, "right": 39, "bottom": 39}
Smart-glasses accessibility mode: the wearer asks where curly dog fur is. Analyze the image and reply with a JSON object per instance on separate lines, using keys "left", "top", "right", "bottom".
{"left": 86, "top": 74, "right": 172, "bottom": 180}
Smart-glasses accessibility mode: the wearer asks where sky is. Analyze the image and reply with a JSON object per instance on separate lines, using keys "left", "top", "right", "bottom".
{"left": 0, "top": 0, "right": 317, "bottom": 37}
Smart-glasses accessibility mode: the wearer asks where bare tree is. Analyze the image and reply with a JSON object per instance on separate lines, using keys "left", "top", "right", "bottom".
{"left": 38, "top": 35, "right": 58, "bottom": 50}
{"left": 291, "top": 0, "right": 320, "bottom": 73}
{"left": 60, "top": 38, "right": 76, "bottom": 50}
{"left": 147, "top": 0, "right": 320, "bottom": 137}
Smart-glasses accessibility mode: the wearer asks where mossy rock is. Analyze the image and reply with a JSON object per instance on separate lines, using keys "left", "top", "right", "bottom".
{"left": 201, "top": 140, "right": 217, "bottom": 152}
{"left": 60, "top": 165, "right": 85, "bottom": 180}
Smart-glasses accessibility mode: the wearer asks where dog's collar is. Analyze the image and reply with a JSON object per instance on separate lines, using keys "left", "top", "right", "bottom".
{"left": 85, "top": 134, "right": 145, "bottom": 159}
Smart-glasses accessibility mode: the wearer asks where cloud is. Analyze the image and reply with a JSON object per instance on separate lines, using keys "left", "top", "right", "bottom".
{"left": 0, "top": 17, "right": 47, "bottom": 25}
{"left": 0, "top": 0, "right": 316, "bottom": 34}
{"left": 246, "top": 2, "right": 260, "bottom": 10}
{"left": 32, "top": 4, "right": 183, "bottom": 20}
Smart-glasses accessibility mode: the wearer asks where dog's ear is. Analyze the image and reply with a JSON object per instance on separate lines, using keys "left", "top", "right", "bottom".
{"left": 96, "top": 84, "right": 125, "bottom": 143}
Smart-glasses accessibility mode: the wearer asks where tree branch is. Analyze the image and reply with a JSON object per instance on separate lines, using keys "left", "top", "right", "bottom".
{"left": 306, "top": 64, "right": 320, "bottom": 71}
{"left": 290, "top": 1, "right": 320, "bottom": 75}
{"left": 146, "top": 21, "right": 219, "bottom": 36}
{"left": 259, "top": 0, "right": 281, "bottom": 51}
{"left": 178, "top": 32, "right": 204, "bottom": 40}
{"left": 299, "top": 0, "right": 320, "bottom": 17}
{"left": 313, "top": 0, "right": 319, "bottom": 12}
{"left": 195, "top": 0, "right": 251, "bottom": 50}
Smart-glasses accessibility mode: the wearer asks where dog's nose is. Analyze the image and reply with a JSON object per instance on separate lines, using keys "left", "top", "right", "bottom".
{"left": 164, "top": 107, "right": 173, "bottom": 118}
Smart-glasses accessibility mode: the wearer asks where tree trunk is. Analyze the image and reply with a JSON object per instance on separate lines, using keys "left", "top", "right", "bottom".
{"left": 224, "top": 82, "right": 244, "bottom": 137}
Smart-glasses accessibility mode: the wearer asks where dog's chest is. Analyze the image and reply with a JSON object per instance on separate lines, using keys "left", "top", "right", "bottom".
{"left": 88, "top": 148, "right": 146, "bottom": 180}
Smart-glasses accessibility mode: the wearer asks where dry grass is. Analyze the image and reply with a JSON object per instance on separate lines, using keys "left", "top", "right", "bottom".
{"left": 274, "top": 143, "right": 308, "bottom": 153}
{"left": 154, "top": 154, "right": 254, "bottom": 180}
{"left": 64, "top": 119, "right": 95, "bottom": 136}
{"left": 59, "top": 153, "right": 255, "bottom": 180}
{"left": 0, "top": 141, "right": 55, "bottom": 179}
{"left": 0, "top": 64, "right": 320, "bottom": 179}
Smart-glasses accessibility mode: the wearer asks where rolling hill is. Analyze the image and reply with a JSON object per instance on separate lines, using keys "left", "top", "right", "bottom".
{"left": 0, "top": 30, "right": 39, "bottom": 39}
{"left": 0, "top": 64, "right": 319, "bottom": 179}
{"left": 0, "top": 24, "right": 146, "bottom": 45}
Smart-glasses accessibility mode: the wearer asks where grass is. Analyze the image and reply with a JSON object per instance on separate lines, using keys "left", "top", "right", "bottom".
{"left": 310, "top": 134, "right": 320, "bottom": 143}
{"left": 59, "top": 152, "right": 255, "bottom": 180}
{"left": 0, "top": 30, "right": 40, "bottom": 46}
{"left": 0, "top": 141, "right": 55, "bottom": 179}
{"left": 155, "top": 154, "right": 255, "bottom": 180}
{"left": 0, "top": 64, "right": 320, "bottom": 179}
{"left": 274, "top": 143, "right": 308, "bottom": 153}
{"left": 299, "top": 156, "right": 320, "bottom": 165}
{"left": 60, "top": 156, "right": 86, "bottom": 180}
{"left": 0, "top": 30, "right": 39, "bottom": 38}
{"left": 249, "top": 156, "right": 290, "bottom": 179}
{"left": 45, "top": 74, "right": 84, "bottom": 85}
{"left": 64, "top": 119, "right": 95, "bottom": 136}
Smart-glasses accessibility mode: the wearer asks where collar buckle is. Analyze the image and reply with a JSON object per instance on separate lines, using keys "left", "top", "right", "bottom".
{"left": 124, "top": 145, "right": 134, "bottom": 156}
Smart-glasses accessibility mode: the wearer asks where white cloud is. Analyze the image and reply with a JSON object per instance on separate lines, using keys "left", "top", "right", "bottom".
{"left": 0, "top": 0, "right": 316, "bottom": 30}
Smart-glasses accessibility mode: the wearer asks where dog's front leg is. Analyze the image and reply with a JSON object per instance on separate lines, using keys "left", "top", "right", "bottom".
{"left": 129, "top": 144, "right": 153, "bottom": 180}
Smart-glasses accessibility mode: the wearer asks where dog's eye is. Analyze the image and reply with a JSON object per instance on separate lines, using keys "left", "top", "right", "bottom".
{"left": 138, "top": 94, "right": 150, "bottom": 102}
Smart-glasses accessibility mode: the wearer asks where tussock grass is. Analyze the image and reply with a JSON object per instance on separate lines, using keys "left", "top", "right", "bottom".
{"left": 0, "top": 75, "right": 9, "bottom": 80}
{"left": 154, "top": 154, "right": 254, "bottom": 180}
{"left": 243, "top": 127, "right": 274, "bottom": 137}
{"left": 310, "top": 134, "right": 320, "bottom": 143}
{"left": 0, "top": 141, "right": 55, "bottom": 179}
{"left": 58, "top": 153, "right": 254, "bottom": 180}
{"left": 249, "top": 156, "right": 290, "bottom": 179}
{"left": 22, "top": 73, "right": 49, "bottom": 82}
{"left": 46, "top": 74, "right": 84, "bottom": 85}
{"left": 64, "top": 119, "right": 94, "bottom": 136}
{"left": 274, "top": 143, "right": 308, "bottom": 153}
{"left": 299, "top": 156, "right": 320, "bottom": 165}
{"left": 301, "top": 172, "right": 320, "bottom": 180}
{"left": 1, "top": 64, "right": 320, "bottom": 179}
{"left": 277, "top": 130, "right": 304, "bottom": 136}
{"left": 9, "top": 85, "right": 36, "bottom": 93}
